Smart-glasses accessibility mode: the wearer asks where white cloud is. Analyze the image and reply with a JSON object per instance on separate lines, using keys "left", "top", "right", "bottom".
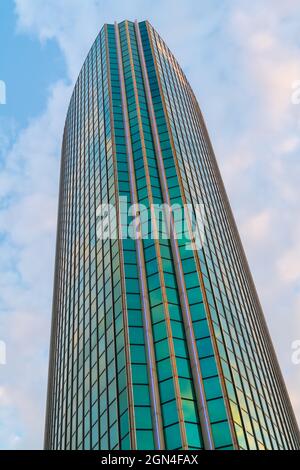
{"left": 0, "top": 80, "right": 71, "bottom": 448}
{"left": 277, "top": 224, "right": 300, "bottom": 283}
{"left": 278, "top": 249, "right": 300, "bottom": 283}
{"left": 241, "top": 210, "right": 272, "bottom": 244}
{"left": 278, "top": 136, "right": 300, "bottom": 154}
{"left": 222, "top": 1, "right": 300, "bottom": 427}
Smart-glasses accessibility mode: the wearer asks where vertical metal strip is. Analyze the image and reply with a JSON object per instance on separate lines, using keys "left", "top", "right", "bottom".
{"left": 105, "top": 24, "right": 136, "bottom": 450}
{"left": 135, "top": 20, "right": 215, "bottom": 450}
{"left": 123, "top": 20, "right": 165, "bottom": 450}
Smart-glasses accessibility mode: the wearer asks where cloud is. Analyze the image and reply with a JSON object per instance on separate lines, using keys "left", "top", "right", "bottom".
{"left": 241, "top": 210, "right": 272, "bottom": 244}
{"left": 14, "top": 0, "right": 105, "bottom": 81}
{"left": 0, "top": 0, "right": 298, "bottom": 449}
{"left": 0, "top": 80, "right": 71, "bottom": 448}
{"left": 230, "top": 4, "right": 300, "bottom": 129}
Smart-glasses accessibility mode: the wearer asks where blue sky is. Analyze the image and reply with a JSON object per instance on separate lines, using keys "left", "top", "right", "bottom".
{"left": 0, "top": 0, "right": 300, "bottom": 449}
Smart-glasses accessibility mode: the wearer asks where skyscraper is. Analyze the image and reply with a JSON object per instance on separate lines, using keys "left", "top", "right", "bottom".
{"left": 45, "top": 20, "right": 300, "bottom": 450}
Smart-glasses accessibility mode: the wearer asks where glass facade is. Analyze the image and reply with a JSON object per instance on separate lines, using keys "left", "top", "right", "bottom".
{"left": 45, "top": 20, "right": 300, "bottom": 450}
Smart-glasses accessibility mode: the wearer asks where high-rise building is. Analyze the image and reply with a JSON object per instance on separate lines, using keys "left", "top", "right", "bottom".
{"left": 44, "top": 20, "right": 300, "bottom": 450}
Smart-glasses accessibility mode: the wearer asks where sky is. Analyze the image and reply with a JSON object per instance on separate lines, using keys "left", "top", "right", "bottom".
{"left": 0, "top": 0, "right": 300, "bottom": 449}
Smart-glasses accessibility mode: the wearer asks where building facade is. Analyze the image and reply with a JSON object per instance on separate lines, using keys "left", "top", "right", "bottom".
{"left": 45, "top": 20, "right": 300, "bottom": 450}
